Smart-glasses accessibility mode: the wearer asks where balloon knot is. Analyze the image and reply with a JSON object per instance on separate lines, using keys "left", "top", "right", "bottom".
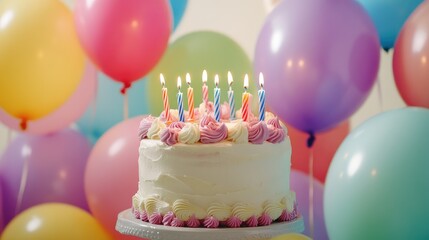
{"left": 306, "top": 132, "right": 316, "bottom": 148}
{"left": 382, "top": 47, "right": 390, "bottom": 53}
{"left": 120, "top": 82, "right": 132, "bottom": 95}
{"left": 20, "top": 118, "right": 28, "bottom": 130}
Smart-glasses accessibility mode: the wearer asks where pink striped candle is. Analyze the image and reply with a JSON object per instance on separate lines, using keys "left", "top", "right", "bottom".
{"left": 186, "top": 73, "right": 195, "bottom": 121}
{"left": 202, "top": 70, "right": 208, "bottom": 108}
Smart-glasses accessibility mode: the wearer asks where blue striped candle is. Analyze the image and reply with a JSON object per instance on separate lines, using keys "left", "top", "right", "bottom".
{"left": 258, "top": 73, "right": 265, "bottom": 121}
{"left": 227, "top": 71, "right": 235, "bottom": 120}
{"left": 177, "top": 77, "right": 185, "bottom": 122}
{"left": 214, "top": 74, "right": 221, "bottom": 122}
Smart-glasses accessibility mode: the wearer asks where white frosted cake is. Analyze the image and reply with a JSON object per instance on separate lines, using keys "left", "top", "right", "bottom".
{"left": 132, "top": 104, "right": 298, "bottom": 228}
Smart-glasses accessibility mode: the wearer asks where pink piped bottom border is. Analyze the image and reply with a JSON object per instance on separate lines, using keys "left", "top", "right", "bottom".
{"left": 131, "top": 203, "right": 299, "bottom": 229}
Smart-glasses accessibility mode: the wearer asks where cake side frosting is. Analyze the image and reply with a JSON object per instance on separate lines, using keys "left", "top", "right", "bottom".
{"left": 133, "top": 138, "right": 297, "bottom": 228}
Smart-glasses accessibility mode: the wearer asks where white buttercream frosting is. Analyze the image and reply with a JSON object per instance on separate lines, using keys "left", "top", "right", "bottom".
{"left": 178, "top": 123, "right": 200, "bottom": 144}
{"left": 147, "top": 118, "right": 166, "bottom": 139}
{"left": 226, "top": 120, "right": 249, "bottom": 143}
{"left": 207, "top": 203, "right": 232, "bottom": 221}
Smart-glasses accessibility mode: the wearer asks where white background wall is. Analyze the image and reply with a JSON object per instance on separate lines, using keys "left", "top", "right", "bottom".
{"left": 0, "top": 0, "right": 406, "bottom": 154}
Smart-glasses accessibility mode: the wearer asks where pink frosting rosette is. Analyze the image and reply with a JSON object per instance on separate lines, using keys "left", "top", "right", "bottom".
{"left": 266, "top": 117, "right": 285, "bottom": 143}
{"left": 160, "top": 121, "right": 186, "bottom": 146}
{"left": 220, "top": 102, "right": 231, "bottom": 121}
{"left": 199, "top": 115, "right": 228, "bottom": 144}
{"left": 138, "top": 115, "right": 155, "bottom": 139}
{"left": 247, "top": 120, "right": 269, "bottom": 144}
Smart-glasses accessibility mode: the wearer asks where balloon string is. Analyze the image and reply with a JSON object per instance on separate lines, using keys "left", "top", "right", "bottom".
{"left": 123, "top": 91, "right": 129, "bottom": 120}
{"left": 15, "top": 153, "right": 29, "bottom": 215}
{"left": 309, "top": 147, "right": 315, "bottom": 240}
{"left": 376, "top": 77, "right": 384, "bottom": 112}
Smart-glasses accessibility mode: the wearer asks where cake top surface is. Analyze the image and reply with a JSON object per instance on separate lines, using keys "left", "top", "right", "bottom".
{"left": 138, "top": 102, "right": 288, "bottom": 146}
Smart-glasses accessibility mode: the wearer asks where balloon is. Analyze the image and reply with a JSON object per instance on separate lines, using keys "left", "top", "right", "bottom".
{"left": 0, "top": 0, "right": 85, "bottom": 126}
{"left": 0, "top": 179, "right": 3, "bottom": 232}
{"left": 271, "top": 233, "right": 312, "bottom": 240}
{"left": 0, "top": 203, "right": 112, "bottom": 240}
{"left": 85, "top": 116, "right": 143, "bottom": 239}
{"left": 393, "top": 1, "right": 429, "bottom": 108}
{"left": 356, "top": 0, "right": 423, "bottom": 50}
{"left": 289, "top": 121, "right": 350, "bottom": 183}
{"left": 76, "top": 74, "right": 150, "bottom": 143}
{"left": 147, "top": 31, "right": 257, "bottom": 115}
{"left": 0, "top": 129, "right": 91, "bottom": 226}
{"left": 324, "top": 107, "right": 429, "bottom": 240}
{"left": 290, "top": 170, "right": 328, "bottom": 240}
{"left": 254, "top": 0, "right": 380, "bottom": 134}
{"left": 0, "top": 63, "right": 97, "bottom": 135}
{"left": 170, "top": 0, "right": 188, "bottom": 31}
{"left": 74, "top": 0, "right": 171, "bottom": 92}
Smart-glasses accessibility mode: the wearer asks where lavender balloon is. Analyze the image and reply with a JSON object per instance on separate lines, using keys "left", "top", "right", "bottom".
{"left": 290, "top": 170, "right": 328, "bottom": 240}
{"left": 254, "top": 0, "right": 380, "bottom": 134}
{"left": 0, "top": 129, "right": 91, "bottom": 226}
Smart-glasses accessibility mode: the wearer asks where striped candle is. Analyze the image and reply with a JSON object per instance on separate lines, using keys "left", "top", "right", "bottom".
{"left": 160, "top": 74, "right": 170, "bottom": 121}
{"left": 242, "top": 74, "right": 250, "bottom": 122}
{"left": 202, "top": 70, "right": 208, "bottom": 108}
{"left": 258, "top": 72, "right": 265, "bottom": 121}
{"left": 177, "top": 76, "right": 185, "bottom": 122}
{"left": 214, "top": 74, "right": 221, "bottom": 122}
{"left": 227, "top": 71, "right": 235, "bottom": 120}
{"left": 186, "top": 73, "right": 194, "bottom": 120}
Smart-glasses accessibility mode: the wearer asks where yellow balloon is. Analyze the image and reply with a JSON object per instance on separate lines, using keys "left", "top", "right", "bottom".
{"left": 1, "top": 203, "right": 113, "bottom": 240}
{"left": 0, "top": 0, "right": 85, "bottom": 126}
{"left": 147, "top": 31, "right": 257, "bottom": 115}
{"left": 271, "top": 233, "right": 312, "bottom": 240}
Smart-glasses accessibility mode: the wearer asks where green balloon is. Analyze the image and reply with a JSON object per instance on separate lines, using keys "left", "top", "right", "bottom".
{"left": 324, "top": 107, "right": 429, "bottom": 239}
{"left": 147, "top": 31, "right": 256, "bottom": 115}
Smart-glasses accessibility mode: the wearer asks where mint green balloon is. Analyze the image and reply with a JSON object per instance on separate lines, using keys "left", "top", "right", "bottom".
{"left": 324, "top": 107, "right": 429, "bottom": 240}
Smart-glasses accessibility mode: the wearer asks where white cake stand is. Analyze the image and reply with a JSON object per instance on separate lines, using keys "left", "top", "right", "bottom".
{"left": 116, "top": 209, "right": 304, "bottom": 240}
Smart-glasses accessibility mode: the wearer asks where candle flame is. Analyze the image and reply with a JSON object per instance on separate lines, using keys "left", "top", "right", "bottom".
{"left": 202, "top": 70, "right": 207, "bottom": 83}
{"left": 177, "top": 76, "right": 182, "bottom": 89}
{"left": 259, "top": 72, "right": 264, "bottom": 88}
{"left": 244, "top": 74, "right": 249, "bottom": 90}
{"left": 228, "top": 71, "right": 233, "bottom": 86}
{"left": 160, "top": 73, "right": 165, "bottom": 86}
{"left": 186, "top": 73, "right": 191, "bottom": 85}
{"left": 215, "top": 74, "right": 219, "bottom": 87}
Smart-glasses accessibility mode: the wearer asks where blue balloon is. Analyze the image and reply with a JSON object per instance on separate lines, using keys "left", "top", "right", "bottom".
{"left": 356, "top": 0, "right": 423, "bottom": 50}
{"left": 170, "top": 0, "right": 188, "bottom": 31}
{"left": 76, "top": 74, "right": 150, "bottom": 143}
{"left": 324, "top": 107, "right": 429, "bottom": 239}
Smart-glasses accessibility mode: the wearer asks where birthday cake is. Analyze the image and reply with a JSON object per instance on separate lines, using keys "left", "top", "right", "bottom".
{"left": 131, "top": 73, "right": 298, "bottom": 228}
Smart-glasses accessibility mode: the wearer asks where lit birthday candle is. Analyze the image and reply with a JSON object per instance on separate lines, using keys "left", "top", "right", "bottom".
{"left": 177, "top": 76, "right": 185, "bottom": 122}
{"left": 242, "top": 74, "right": 250, "bottom": 122}
{"left": 214, "top": 74, "right": 221, "bottom": 122}
{"left": 160, "top": 74, "right": 170, "bottom": 121}
{"left": 228, "top": 71, "right": 235, "bottom": 120}
{"left": 186, "top": 73, "right": 194, "bottom": 121}
{"left": 202, "top": 70, "right": 208, "bottom": 108}
{"left": 258, "top": 72, "right": 265, "bottom": 121}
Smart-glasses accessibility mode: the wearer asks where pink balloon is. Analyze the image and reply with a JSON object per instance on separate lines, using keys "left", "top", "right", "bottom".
{"left": 0, "top": 129, "right": 91, "bottom": 226}
{"left": 0, "top": 63, "right": 97, "bottom": 135}
{"left": 290, "top": 170, "right": 328, "bottom": 240}
{"left": 74, "top": 0, "right": 172, "bottom": 92}
{"left": 85, "top": 116, "right": 145, "bottom": 239}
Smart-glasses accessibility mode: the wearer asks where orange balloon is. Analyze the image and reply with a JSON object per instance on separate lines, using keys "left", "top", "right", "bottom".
{"left": 288, "top": 121, "right": 350, "bottom": 183}
{"left": 393, "top": 1, "right": 429, "bottom": 108}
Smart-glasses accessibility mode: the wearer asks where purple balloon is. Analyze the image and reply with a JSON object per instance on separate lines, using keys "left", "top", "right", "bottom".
{"left": 254, "top": 0, "right": 380, "bottom": 133}
{"left": 0, "top": 129, "right": 91, "bottom": 226}
{"left": 0, "top": 178, "right": 3, "bottom": 232}
{"left": 291, "top": 170, "right": 328, "bottom": 240}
